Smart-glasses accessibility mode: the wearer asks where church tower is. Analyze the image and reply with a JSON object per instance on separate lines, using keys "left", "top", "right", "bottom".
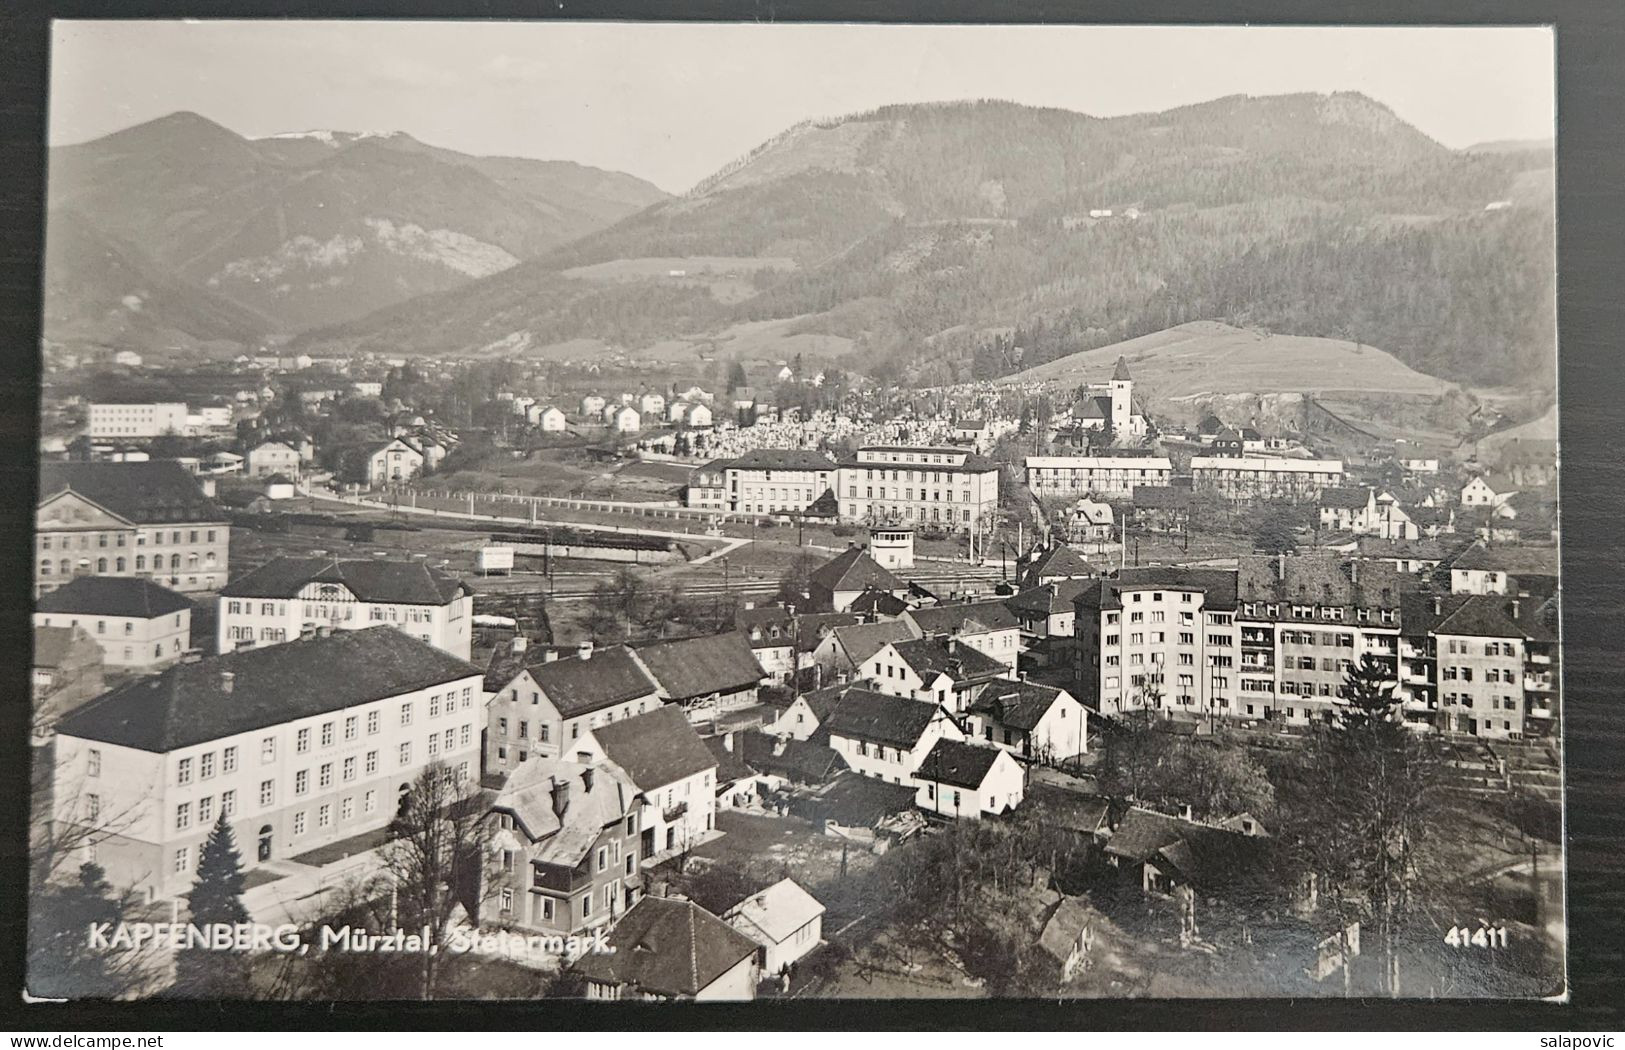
{"left": 1109, "top": 356, "right": 1133, "bottom": 433}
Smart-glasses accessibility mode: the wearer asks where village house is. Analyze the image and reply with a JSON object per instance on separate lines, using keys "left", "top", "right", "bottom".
{"left": 485, "top": 757, "right": 642, "bottom": 935}
{"left": 536, "top": 406, "right": 568, "bottom": 432}
{"left": 629, "top": 631, "right": 766, "bottom": 723}
{"left": 366, "top": 437, "right": 425, "bottom": 487}
{"left": 904, "top": 600, "right": 1024, "bottom": 670}
{"left": 245, "top": 440, "right": 301, "bottom": 478}
{"left": 1005, "top": 579, "right": 1093, "bottom": 669}
{"left": 765, "top": 683, "right": 846, "bottom": 741}
{"left": 723, "top": 878, "right": 826, "bottom": 976}
{"left": 50, "top": 627, "right": 484, "bottom": 901}
{"left": 1446, "top": 541, "right": 1559, "bottom": 596}
{"left": 819, "top": 687, "right": 965, "bottom": 787}
{"left": 34, "top": 576, "right": 192, "bottom": 671}
{"left": 571, "top": 896, "right": 759, "bottom": 1001}
{"left": 914, "top": 738, "right": 1026, "bottom": 819}
{"left": 606, "top": 405, "right": 641, "bottom": 433}
{"left": 807, "top": 546, "right": 905, "bottom": 614}
{"left": 1132, "top": 485, "right": 1192, "bottom": 534}
{"left": 579, "top": 394, "right": 607, "bottom": 417}
{"left": 684, "top": 459, "right": 730, "bottom": 511}
{"left": 811, "top": 620, "right": 917, "bottom": 683}
{"left": 571, "top": 704, "right": 718, "bottom": 863}
{"left": 1460, "top": 472, "right": 1520, "bottom": 513}
{"left": 864, "top": 637, "right": 1011, "bottom": 714}
{"left": 735, "top": 605, "right": 797, "bottom": 683}
{"left": 36, "top": 460, "right": 231, "bottom": 597}
{"left": 1017, "top": 544, "right": 1094, "bottom": 588}
{"left": 218, "top": 556, "right": 473, "bottom": 659}
{"left": 964, "top": 679, "right": 1090, "bottom": 762}
{"left": 482, "top": 640, "right": 662, "bottom": 777}
{"left": 1103, "top": 807, "right": 1270, "bottom": 898}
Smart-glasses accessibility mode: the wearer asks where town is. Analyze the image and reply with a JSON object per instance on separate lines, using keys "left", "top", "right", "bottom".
{"left": 29, "top": 332, "right": 1562, "bottom": 1001}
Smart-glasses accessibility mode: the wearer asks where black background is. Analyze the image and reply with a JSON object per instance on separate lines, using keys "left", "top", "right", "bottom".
{"left": 1, "top": 0, "right": 1621, "bottom": 1031}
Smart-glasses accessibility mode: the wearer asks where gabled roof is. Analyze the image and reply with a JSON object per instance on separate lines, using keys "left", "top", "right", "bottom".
{"left": 1070, "top": 395, "right": 1112, "bottom": 420}
{"left": 915, "top": 739, "right": 1006, "bottom": 791}
{"left": 739, "top": 732, "right": 847, "bottom": 783}
{"left": 1319, "top": 486, "right": 1372, "bottom": 510}
{"left": 39, "top": 460, "right": 227, "bottom": 524}
{"left": 826, "top": 620, "right": 915, "bottom": 666}
{"left": 887, "top": 637, "right": 1007, "bottom": 683}
{"left": 820, "top": 688, "right": 946, "bottom": 749}
{"left": 905, "top": 600, "right": 1018, "bottom": 637}
{"left": 802, "top": 489, "right": 840, "bottom": 518}
{"left": 632, "top": 632, "right": 765, "bottom": 702}
{"left": 791, "top": 612, "right": 861, "bottom": 653}
{"left": 1006, "top": 579, "right": 1095, "bottom": 619}
{"left": 221, "top": 556, "right": 469, "bottom": 605}
{"left": 588, "top": 704, "right": 717, "bottom": 791}
{"left": 1448, "top": 540, "right": 1559, "bottom": 576}
{"left": 703, "top": 735, "right": 756, "bottom": 785}
{"left": 1074, "top": 566, "right": 1239, "bottom": 612}
{"left": 735, "top": 606, "right": 796, "bottom": 648}
{"left": 570, "top": 896, "right": 758, "bottom": 998}
{"left": 490, "top": 757, "right": 636, "bottom": 866}
{"left": 1039, "top": 897, "right": 1099, "bottom": 964}
{"left": 1433, "top": 593, "right": 1558, "bottom": 642}
{"left": 809, "top": 547, "right": 902, "bottom": 595}
{"left": 35, "top": 576, "right": 192, "bottom": 619}
{"left": 1019, "top": 545, "right": 1093, "bottom": 585}
{"left": 485, "top": 644, "right": 660, "bottom": 716}
{"left": 966, "top": 680, "right": 1073, "bottom": 731}
{"left": 723, "top": 878, "right": 826, "bottom": 946}
{"left": 848, "top": 588, "right": 909, "bottom": 617}
{"left": 55, "top": 627, "right": 481, "bottom": 753}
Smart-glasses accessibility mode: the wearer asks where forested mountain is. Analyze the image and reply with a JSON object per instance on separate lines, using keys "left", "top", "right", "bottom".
{"left": 46, "top": 112, "right": 669, "bottom": 335}
{"left": 295, "top": 93, "right": 1553, "bottom": 391}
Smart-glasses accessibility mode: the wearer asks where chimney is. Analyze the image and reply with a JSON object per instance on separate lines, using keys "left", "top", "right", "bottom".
{"left": 1511, "top": 599, "right": 1521, "bottom": 619}
{"left": 220, "top": 671, "right": 235, "bottom": 694}
{"left": 511, "top": 636, "right": 528, "bottom": 653}
{"left": 549, "top": 777, "right": 570, "bottom": 819}
{"left": 743, "top": 600, "right": 755, "bottom": 611}
{"left": 1277, "top": 553, "right": 1286, "bottom": 580}
{"left": 1349, "top": 561, "right": 1359, "bottom": 584}
{"left": 1433, "top": 596, "right": 1442, "bottom": 615}
{"left": 580, "top": 767, "right": 594, "bottom": 793}
{"left": 577, "top": 641, "right": 593, "bottom": 661}
{"left": 722, "top": 732, "right": 735, "bottom": 753}
{"left": 543, "top": 649, "right": 559, "bottom": 663}
{"left": 1180, "top": 804, "right": 1194, "bottom": 821}
{"left": 1018, "top": 670, "right": 1028, "bottom": 682}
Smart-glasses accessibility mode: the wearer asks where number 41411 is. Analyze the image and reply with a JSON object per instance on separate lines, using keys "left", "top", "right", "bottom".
{"left": 1446, "top": 925, "right": 1508, "bottom": 949}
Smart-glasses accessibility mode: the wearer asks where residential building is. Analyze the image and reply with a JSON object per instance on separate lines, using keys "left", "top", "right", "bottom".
{"left": 864, "top": 637, "right": 1009, "bottom": 713}
{"left": 1190, "top": 456, "right": 1344, "bottom": 502}
{"left": 536, "top": 406, "right": 567, "bottom": 432}
{"left": 638, "top": 392, "right": 666, "bottom": 418}
{"left": 629, "top": 632, "right": 766, "bottom": 722}
{"left": 1132, "top": 486, "right": 1191, "bottom": 533}
{"left": 1447, "top": 541, "right": 1558, "bottom": 596}
{"left": 820, "top": 687, "right": 965, "bottom": 787}
{"left": 914, "top": 739, "right": 1026, "bottom": 820}
{"left": 573, "top": 705, "right": 718, "bottom": 861}
{"left": 723, "top": 878, "right": 826, "bottom": 976}
{"left": 721, "top": 449, "right": 836, "bottom": 515}
{"left": 766, "top": 684, "right": 846, "bottom": 741}
{"left": 1017, "top": 545, "right": 1094, "bottom": 588}
{"left": 34, "top": 577, "right": 192, "bottom": 670}
{"left": 1025, "top": 455, "right": 1173, "bottom": 499}
{"left": 836, "top": 445, "right": 1000, "bottom": 531}
{"left": 483, "top": 640, "right": 662, "bottom": 776}
{"left": 50, "top": 627, "right": 483, "bottom": 901}
{"left": 572, "top": 896, "right": 758, "bottom": 1001}
{"left": 579, "top": 395, "right": 606, "bottom": 417}
{"left": 904, "top": 600, "right": 1023, "bottom": 671}
{"left": 1461, "top": 473, "right": 1520, "bottom": 511}
{"left": 811, "top": 620, "right": 916, "bottom": 683}
{"left": 485, "top": 757, "right": 642, "bottom": 934}
{"left": 1318, "top": 487, "right": 1419, "bottom": 541}
{"left": 807, "top": 547, "right": 904, "bottom": 614}
{"left": 245, "top": 441, "right": 301, "bottom": 478}
{"left": 964, "top": 679, "right": 1089, "bottom": 762}
{"left": 1006, "top": 579, "right": 1093, "bottom": 668}
{"left": 684, "top": 459, "right": 730, "bottom": 511}
{"left": 367, "top": 438, "right": 424, "bottom": 487}
{"left": 86, "top": 402, "right": 188, "bottom": 439}
{"left": 36, "top": 461, "right": 230, "bottom": 596}
{"left": 607, "top": 405, "right": 641, "bottom": 433}
{"left": 1104, "top": 807, "right": 1270, "bottom": 898}
{"left": 218, "top": 557, "right": 473, "bottom": 659}
{"left": 735, "top": 605, "right": 797, "bottom": 683}
{"left": 1401, "top": 591, "right": 1559, "bottom": 739}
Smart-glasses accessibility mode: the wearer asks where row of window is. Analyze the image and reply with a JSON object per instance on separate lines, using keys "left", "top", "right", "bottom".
{"left": 39, "top": 528, "right": 221, "bottom": 551}
{"left": 38, "top": 551, "right": 215, "bottom": 576}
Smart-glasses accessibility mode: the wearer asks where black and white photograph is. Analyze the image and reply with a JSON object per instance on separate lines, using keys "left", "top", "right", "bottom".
{"left": 25, "top": 21, "right": 1563, "bottom": 1004}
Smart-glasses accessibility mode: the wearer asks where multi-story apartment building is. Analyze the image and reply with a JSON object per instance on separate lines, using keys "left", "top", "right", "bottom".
{"left": 1189, "top": 456, "right": 1344, "bottom": 502}
{"left": 482, "top": 641, "right": 662, "bottom": 778}
{"left": 1073, "top": 567, "right": 1241, "bottom": 721}
{"left": 218, "top": 557, "right": 473, "bottom": 659}
{"left": 835, "top": 446, "right": 1000, "bottom": 532}
{"left": 1025, "top": 455, "right": 1174, "bottom": 499}
{"left": 722, "top": 450, "right": 836, "bottom": 514}
{"left": 1400, "top": 590, "right": 1560, "bottom": 739}
{"left": 86, "top": 402, "right": 188, "bottom": 439}
{"left": 486, "top": 757, "right": 642, "bottom": 934}
{"left": 33, "top": 577, "right": 192, "bottom": 670}
{"left": 50, "top": 627, "right": 483, "bottom": 901}
{"left": 36, "top": 461, "right": 230, "bottom": 596}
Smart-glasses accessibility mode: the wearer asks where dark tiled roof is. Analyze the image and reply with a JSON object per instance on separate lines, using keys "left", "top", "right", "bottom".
{"left": 589, "top": 704, "right": 717, "bottom": 791}
{"left": 808, "top": 548, "right": 902, "bottom": 595}
{"left": 704, "top": 735, "right": 757, "bottom": 785}
{"left": 1319, "top": 486, "right": 1371, "bottom": 510}
{"left": 1236, "top": 555, "right": 1410, "bottom": 610}
{"left": 735, "top": 606, "right": 796, "bottom": 648}
{"left": 1112, "top": 356, "right": 1133, "bottom": 381}
{"left": 1435, "top": 593, "right": 1558, "bottom": 642}
{"left": 39, "top": 460, "right": 228, "bottom": 524}
{"left": 827, "top": 621, "right": 916, "bottom": 666}
{"left": 966, "top": 680, "right": 1071, "bottom": 731}
{"left": 1027, "top": 784, "right": 1112, "bottom": 835}
{"left": 739, "top": 732, "right": 847, "bottom": 783}
{"left": 915, "top": 739, "right": 1004, "bottom": 790}
{"left": 791, "top": 612, "right": 861, "bottom": 653}
{"left": 1075, "top": 567, "right": 1239, "bottom": 612}
{"left": 1448, "top": 541, "right": 1559, "bottom": 576}
{"left": 1019, "top": 545, "right": 1093, "bottom": 585}
{"left": 907, "top": 600, "right": 1018, "bottom": 636}
{"left": 821, "top": 688, "right": 945, "bottom": 749}
{"left": 849, "top": 588, "right": 909, "bottom": 617}
{"left": 726, "top": 449, "right": 836, "bottom": 472}
{"left": 221, "top": 557, "right": 469, "bottom": 605}
{"left": 570, "top": 896, "right": 757, "bottom": 998}
{"left": 1104, "top": 807, "right": 1195, "bottom": 861}
{"left": 888, "top": 637, "right": 1007, "bottom": 682}
{"left": 35, "top": 576, "right": 192, "bottom": 619}
{"left": 1070, "top": 396, "right": 1111, "bottom": 420}
{"left": 1006, "top": 579, "right": 1094, "bottom": 619}
{"left": 55, "top": 627, "right": 481, "bottom": 753}
{"left": 485, "top": 644, "right": 660, "bottom": 717}
{"left": 803, "top": 489, "right": 840, "bottom": 518}
{"left": 632, "top": 632, "right": 765, "bottom": 702}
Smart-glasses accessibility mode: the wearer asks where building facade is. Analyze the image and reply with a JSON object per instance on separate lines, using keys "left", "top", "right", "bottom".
{"left": 1189, "top": 456, "right": 1344, "bottom": 502}
{"left": 836, "top": 446, "right": 999, "bottom": 531}
{"left": 723, "top": 450, "right": 836, "bottom": 514}
{"left": 1025, "top": 456, "right": 1174, "bottom": 499}
{"left": 86, "top": 402, "right": 188, "bottom": 439}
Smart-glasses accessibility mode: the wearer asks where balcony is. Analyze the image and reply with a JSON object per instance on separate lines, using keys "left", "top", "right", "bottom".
{"left": 1524, "top": 674, "right": 1555, "bottom": 693}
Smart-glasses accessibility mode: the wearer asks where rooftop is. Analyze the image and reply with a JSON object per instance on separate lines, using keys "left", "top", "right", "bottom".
{"left": 569, "top": 896, "right": 758, "bottom": 998}
{"left": 589, "top": 704, "right": 717, "bottom": 792}
{"left": 914, "top": 738, "right": 1006, "bottom": 792}
{"left": 631, "top": 631, "right": 765, "bottom": 702}
{"left": 39, "top": 460, "right": 228, "bottom": 524}
{"left": 35, "top": 576, "right": 192, "bottom": 619}
{"left": 221, "top": 556, "right": 469, "bottom": 605}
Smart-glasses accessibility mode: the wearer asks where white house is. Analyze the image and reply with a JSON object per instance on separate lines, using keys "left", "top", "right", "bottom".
{"left": 49, "top": 627, "right": 484, "bottom": 901}
{"left": 904, "top": 601, "right": 1024, "bottom": 671}
{"left": 724, "top": 878, "right": 825, "bottom": 976}
{"left": 607, "top": 405, "right": 641, "bottom": 433}
{"left": 245, "top": 441, "right": 301, "bottom": 479}
{"left": 913, "top": 739, "right": 1026, "bottom": 820}
{"left": 1461, "top": 473, "right": 1520, "bottom": 513}
{"left": 964, "top": 680, "right": 1089, "bottom": 762}
{"left": 683, "top": 403, "right": 713, "bottom": 429}
{"left": 367, "top": 438, "right": 424, "bottom": 487}
{"left": 819, "top": 687, "right": 965, "bottom": 787}
{"left": 34, "top": 576, "right": 192, "bottom": 671}
{"left": 573, "top": 704, "right": 718, "bottom": 862}
{"left": 580, "top": 395, "right": 607, "bottom": 417}
{"left": 536, "top": 406, "right": 567, "bottom": 432}
{"left": 863, "top": 637, "right": 1011, "bottom": 714}
{"left": 638, "top": 392, "right": 667, "bottom": 418}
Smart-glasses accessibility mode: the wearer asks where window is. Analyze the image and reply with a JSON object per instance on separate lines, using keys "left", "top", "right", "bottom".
{"left": 345, "top": 716, "right": 358, "bottom": 741}
{"left": 296, "top": 727, "right": 311, "bottom": 754}
{"left": 86, "top": 793, "right": 100, "bottom": 820}
{"left": 199, "top": 796, "right": 213, "bottom": 824}
{"left": 260, "top": 780, "right": 274, "bottom": 807}
{"left": 400, "top": 702, "right": 413, "bottom": 726}
{"left": 343, "top": 756, "right": 356, "bottom": 782}
{"left": 321, "top": 722, "right": 334, "bottom": 748}
{"left": 176, "top": 802, "right": 191, "bottom": 831}
{"left": 461, "top": 725, "right": 472, "bottom": 747}
{"left": 174, "top": 847, "right": 190, "bottom": 874}
{"left": 261, "top": 736, "right": 276, "bottom": 763}
{"left": 319, "top": 763, "right": 332, "bottom": 789}
{"left": 87, "top": 749, "right": 101, "bottom": 777}
{"left": 364, "top": 790, "right": 376, "bottom": 813}
{"left": 222, "top": 790, "right": 236, "bottom": 817}
{"left": 318, "top": 804, "right": 331, "bottom": 828}
{"left": 367, "top": 710, "right": 379, "bottom": 735}
{"left": 429, "top": 694, "right": 441, "bottom": 718}
{"left": 399, "top": 743, "right": 411, "bottom": 766}
{"left": 295, "top": 770, "right": 309, "bottom": 796}
{"left": 199, "top": 751, "right": 214, "bottom": 780}
{"left": 294, "top": 811, "right": 307, "bottom": 835}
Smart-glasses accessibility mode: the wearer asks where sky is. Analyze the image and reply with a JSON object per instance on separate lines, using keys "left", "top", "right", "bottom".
{"left": 49, "top": 22, "right": 1555, "bottom": 194}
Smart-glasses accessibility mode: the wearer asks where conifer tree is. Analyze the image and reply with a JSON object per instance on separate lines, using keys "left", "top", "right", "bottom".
{"left": 173, "top": 813, "right": 250, "bottom": 996}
